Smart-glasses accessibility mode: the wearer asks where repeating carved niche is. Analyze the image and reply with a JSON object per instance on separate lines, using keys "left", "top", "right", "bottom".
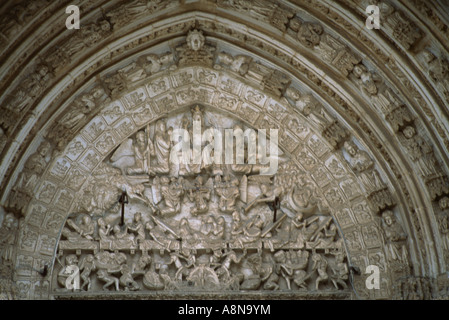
{"left": 52, "top": 105, "right": 351, "bottom": 296}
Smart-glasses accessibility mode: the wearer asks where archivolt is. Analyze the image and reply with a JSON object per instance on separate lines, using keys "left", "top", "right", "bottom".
{"left": 1, "top": 1, "right": 448, "bottom": 299}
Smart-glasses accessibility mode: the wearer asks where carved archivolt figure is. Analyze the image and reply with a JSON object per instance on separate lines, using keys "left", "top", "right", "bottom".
{"left": 381, "top": 210, "right": 409, "bottom": 266}
{"left": 401, "top": 126, "right": 437, "bottom": 177}
{"left": 0, "top": 213, "right": 18, "bottom": 263}
{"left": 8, "top": 141, "right": 51, "bottom": 215}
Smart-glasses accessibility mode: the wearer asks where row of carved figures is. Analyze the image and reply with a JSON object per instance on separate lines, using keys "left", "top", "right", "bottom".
{"left": 55, "top": 248, "right": 349, "bottom": 292}
{"left": 61, "top": 210, "right": 341, "bottom": 251}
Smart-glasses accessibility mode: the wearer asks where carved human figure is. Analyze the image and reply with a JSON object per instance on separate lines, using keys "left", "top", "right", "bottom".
{"left": 273, "top": 250, "right": 293, "bottom": 290}
{"left": 187, "top": 176, "right": 211, "bottom": 215}
{"left": 352, "top": 64, "right": 380, "bottom": 96}
{"left": 401, "top": 126, "right": 437, "bottom": 177}
{"left": 311, "top": 252, "right": 329, "bottom": 290}
{"left": 330, "top": 253, "right": 348, "bottom": 290}
{"left": 261, "top": 254, "right": 280, "bottom": 290}
{"left": 97, "top": 218, "right": 113, "bottom": 241}
{"left": 169, "top": 249, "right": 196, "bottom": 281}
{"left": 62, "top": 214, "right": 95, "bottom": 242}
{"left": 289, "top": 93, "right": 333, "bottom": 132}
{"left": 127, "top": 130, "right": 154, "bottom": 175}
{"left": 97, "top": 269, "right": 120, "bottom": 291}
{"left": 8, "top": 141, "right": 51, "bottom": 214}
{"left": 381, "top": 210, "right": 409, "bottom": 265}
{"left": 160, "top": 177, "right": 185, "bottom": 216}
{"left": 57, "top": 254, "right": 79, "bottom": 291}
{"left": 216, "top": 52, "right": 252, "bottom": 76}
{"left": 297, "top": 22, "right": 323, "bottom": 48}
{"left": 128, "top": 212, "right": 146, "bottom": 245}
{"left": 119, "top": 264, "right": 140, "bottom": 291}
{"left": 0, "top": 213, "right": 18, "bottom": 263}
{"left": 216, "top": 175, "right": 240, "bottom": 213}
{"left": 149, "top": 120, "right": 171, "bottom": 175}
{"left": 79, "top": 254, "right": 96, "bottom": 291}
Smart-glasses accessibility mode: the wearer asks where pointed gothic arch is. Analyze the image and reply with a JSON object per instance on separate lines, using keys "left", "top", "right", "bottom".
{"left": 0, "top": 0, "right": 448, "bottom": 300}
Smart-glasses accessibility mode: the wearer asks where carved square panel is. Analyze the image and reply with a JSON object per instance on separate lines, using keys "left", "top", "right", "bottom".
{"left": 113, "top": 117, "right": 136, "bottom": 140}
{"left": 102, "top": 100, "right": 125, "bottom": 125}
{"left": 296, "top": 149, "right": 318, "bottom": 171}
{"left": 324, "top": 155, "right": 347, "bottom": 179}
{"left": 79, "top": 148, "right": 102, "bottom": 172}
{"left": 27, "top": 202, "right": 47, "bottom": 228}
{"left": 15, "top": 281, "right": 31, "bottom": 299}
{"left": 66, "top": 166, "right": 88, "bottom": 190}
{"left": 352, "top": 200, "right": 374, "bottom": 224}
{"left": 311, "top": 167, "right": 332, "bottom": 188}
{"left": 265, "top": 99, "right": 288, "bottom": 121}
{"left": 146, "top": 76, "right": 170, "bottom": 97}
{"left": 43, "top": 210, "right": 65, "bottom": 234}
{"left": 37, "top": 234, "right": 56, "bottom": 256}
{"left": 237, "top": 103, "right": 261, "bottom": 124}
{"left": 15, "top": 255, "right": 34, "bottom": 276}
{"left": 335, "top": 208, "right": 356, "bottom": 229}
{"left": 307, "top": 134, "right": 331, "bottom": 158}
{"left": 340, "top": 178, "right": 362, "bottom": 200}
{"left": 95, "top": 131, "right": 117, "bottom": 155}
{"left": 280, "top": 130, "right": 299, "bottom": 154}
{"left": 284, "top": 114, "right": 309, "bottom": 140}
{"left": 19, "top": 225, "right": 38, "bottom": 252}
{"left": 82, "top": 116, "right": 107, "bottom": 142}
{"left": 215, "top": 92, "right": 240, "bottom": 112}
{"left": 49, "top": 157, "right": 71, "bottom": 181}
{"left": 198, "top": 68, "right": 219, "bottom": 86}
{"left": 219, "top": 75, "right": 242, "bottom": 95}
{"left": 66, "top": 137, "right": 88, "bottom": 161}
{"left": 53, "top": 189, "right": 75, "bottom": 211}
{"left": 343, "top": 228, "right": 365, "bottom": 252}
{"left": 244, "top": 87, "right": 267, "bottom": 107}
{"left": 362, "top": 224, "right": 382, "bottom": 249}
{"left": 131, "top": 100, "right": 156, "bottom": 126}
{"left": 123, "top": 87, "right": 147, "bottom": 109}
{"left": 155, "top": 93, "right": 177, "bottom": 114}
{"left": 37, "top": 181, "right": 58, "bottom": 204}
{"left": 324, "top": 186, "right": 346, "bottom": 207}
{"left": 172, "top": 69, "right": 195, "bottom": 87}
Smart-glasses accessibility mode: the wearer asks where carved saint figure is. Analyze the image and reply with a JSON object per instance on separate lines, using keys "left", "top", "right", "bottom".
{"left": 216, "top": 175, "right": 240, "bottom": 213}
{"left": 0, "top": 213, "right": 18, "bottom": 263}
{"left": 187, "top": 176, "right": 212, "bottom": 215}
{"left": 149, "top": 120, "right": 171, "bottom": 175}
{"left": 381, "top": 210, "right": 409, "bottom": 265}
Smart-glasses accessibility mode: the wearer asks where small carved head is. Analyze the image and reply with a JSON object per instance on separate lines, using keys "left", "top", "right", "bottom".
{"left": 382, "top": 210, "right": 396, "bottom": 226}
{"left": 439, "top": 197, "right": 449, "bottom": 211}
{"left": 186, "top": 29, "right": 205, "bottom": 51}
{"left": 343, "top": 141, "right": 358, "bottom": 156}
{"left": 402, "top": 126, "right": 416, "bottom": 139}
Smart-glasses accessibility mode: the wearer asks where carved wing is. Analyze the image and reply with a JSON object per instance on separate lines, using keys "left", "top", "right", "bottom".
{"left": 151, "top": 177, "right": 162, "bottom": 205}
{"left": 240, "top": 175, "right": 248, "bottom": 203}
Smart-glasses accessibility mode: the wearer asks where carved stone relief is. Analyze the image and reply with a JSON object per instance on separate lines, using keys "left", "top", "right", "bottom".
{"left": 52, "top": 105, "right": 352, "bottom": 295}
